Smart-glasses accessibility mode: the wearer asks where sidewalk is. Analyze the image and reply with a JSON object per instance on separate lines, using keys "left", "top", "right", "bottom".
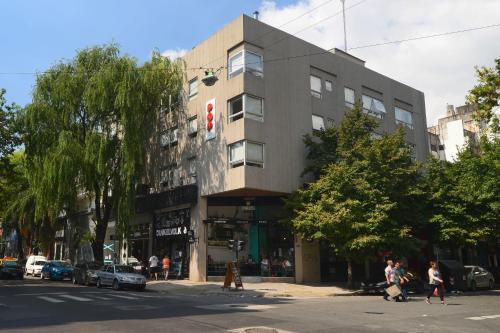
{"left": 146, "top": 279, "right": 360, "bottom": 298}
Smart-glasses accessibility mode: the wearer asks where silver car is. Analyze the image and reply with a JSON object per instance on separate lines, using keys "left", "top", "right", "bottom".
{"left": 96, "top": 265, "right": 146, "bottom": 291}
{"left": 465, "top": 265, "right": 495, "bottom": 291}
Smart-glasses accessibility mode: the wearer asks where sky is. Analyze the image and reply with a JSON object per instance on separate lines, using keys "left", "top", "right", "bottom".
{"left": 1, "top": 0, "right": 499, "bottom": 126}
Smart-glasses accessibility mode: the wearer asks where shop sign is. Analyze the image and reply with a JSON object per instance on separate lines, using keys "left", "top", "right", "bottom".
{"left": 129, "top": 224, "right": 150, "bottom": 240}
{"left": 155, "top": 208, "right": 190, "bottom": 238}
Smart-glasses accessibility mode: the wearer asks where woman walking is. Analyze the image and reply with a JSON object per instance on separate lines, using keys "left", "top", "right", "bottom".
{"left": 426, "top": 260, "right": 445, "bottom": 305}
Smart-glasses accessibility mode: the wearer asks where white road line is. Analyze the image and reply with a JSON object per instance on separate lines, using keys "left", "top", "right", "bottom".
{"left": 466, "top": 314, "right": 500, "bottom": 321}
{"left": 85, "top": 295, "right": 112, "bottom": 300}
{"left": 58, "top": 294, "right": 92, "bottom": 302}
{"left": 107, "top": 294, "right": 139, "bottom": 300}
{"left": 37, "top": 296, "right": 65, "bottom": 303}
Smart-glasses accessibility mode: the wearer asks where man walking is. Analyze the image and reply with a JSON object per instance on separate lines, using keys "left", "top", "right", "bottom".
{"left": 149, "top": 254, "right": 160, "bottom": 281}
{"left": 383, "top": 259, "right": 395, "bottom": 301}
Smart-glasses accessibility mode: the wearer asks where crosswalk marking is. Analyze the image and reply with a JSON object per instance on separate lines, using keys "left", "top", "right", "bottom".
{"left": 466, "top": 314, "right": 500, "bottom": 321}
{"left": 108, "top": 294, "right": 139, "bottom": 300}
{"left": 88, "top": 295, "right": 112, "bottom": 300}
{"left": 59, "top": 294, "right": 92, "bottom": 302}
{"left": 37, "top": 296, "right": 65, "bottom": 303}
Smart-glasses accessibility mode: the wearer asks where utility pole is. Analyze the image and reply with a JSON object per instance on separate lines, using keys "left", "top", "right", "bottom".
{"left": 340, "top": 0, "right": 347, "bottom": 52}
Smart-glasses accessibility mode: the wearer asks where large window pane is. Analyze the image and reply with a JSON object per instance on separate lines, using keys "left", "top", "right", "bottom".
{"left": 362, "top": 95, "right": 386, "bottom": 119}
{"left": 229, "top": 52, "right": 244, "bottom": 78}
{"left": 245, "top": 51, "right": 263, "bottom": 77}
{"left": 228, "top": 141, "right": 264, "bottom": 168}
{"left": 345, "top": 87, "right": 355, "bottom": 107}
{"left": 245, "top": 95, "right": 263, "bottom": 120}
{"left": 229, "top": 142, "right": 244, "bottom": 166}
{"left": 395, "top": 107, "right": 413, "bottom": 129}
{"left": 188, "top": 116, "right": 197, "bottom": 135}
{"left": 229, "top": 96, "right": 244, "bottom": 122}
{"left": 246, "top": 142, "right": 264, "bottom": 164}
{"left": 188, "top": 157, "right": 196, "bottom": 176}
{"left": 188, "top": 78, "right": 197, "bottom": 99}
{"left": 312, "top": 114, "right": 325, "bottom": 131}
{"left": 310, "top": 75, "right": 322, "bottom": 98}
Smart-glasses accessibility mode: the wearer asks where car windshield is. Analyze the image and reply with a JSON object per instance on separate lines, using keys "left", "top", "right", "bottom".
{"left": 52, "top": 261, "right": 72, "bottom": 267}
{"left": 465, "top": 267, "right": 473, "bottom": 274}
{"left": 4, "top": 261, "right": 18, "bottom": 267}
{"left": 114, "top": 265, "right": 135, "bottom": 273}
{"left": 35, "top": 261, "right": 46, "bottom": 265}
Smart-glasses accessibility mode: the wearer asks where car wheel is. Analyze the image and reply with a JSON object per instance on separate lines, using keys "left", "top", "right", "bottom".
{"left": 112, "top": 279, "right": 121, "bottom": 291}
{"left": 471, "top": 280, "right": 477, "bottom": 291}
{"left": 489, "top": 280, "right": 494, "bottom": 290}
{"left": 96, "top": 278, "right": 102, "bottom": 288}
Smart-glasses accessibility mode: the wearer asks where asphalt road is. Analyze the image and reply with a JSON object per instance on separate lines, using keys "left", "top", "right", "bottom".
{"left": 1, "top": 278, "right": 499, "bottom": 333}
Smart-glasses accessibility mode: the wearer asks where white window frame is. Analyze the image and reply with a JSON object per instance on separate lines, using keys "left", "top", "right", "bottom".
{"left": 312, "top": 114, "right": 325, "bottom": 131}
{"left": 310, "top": 75, "right": 322, "bottom": 99}
{"left": 395, "top": 107, "right": 414, "bottom": 130}
{"left": 362, "top": 95, "right": 386, "bottom": 119}
{"left": 188, "top": 78, "right": 198, "bottom": 100}
{"left": 344, "top": 87, "right": 355, "bottom": 108}
{"left": 170, "top": 126, "right": 179, "bottom": 145}
{"left": 228, "top": 94, "right": 264, "bottom": 122}
{"left": 187, "top": 157, "right": 196, "bottom": 176}
{"left": 228, "top": 50, "right": 263, "bottom": 79}
{"left": 228, "top": 140, "right": 264, "bottom": 168}
{"left": 325, "top": 80, "right": 333, "bottom": 92}
{"left": 188, "top": 116, "right": 198, "bottom": 136}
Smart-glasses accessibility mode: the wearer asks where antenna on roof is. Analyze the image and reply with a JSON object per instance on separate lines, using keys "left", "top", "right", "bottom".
{"left": 253, "top": 11, "right": 259, "bottom": 21}
{"left": 340, "top": 0, "right": 347, "bottom": 52}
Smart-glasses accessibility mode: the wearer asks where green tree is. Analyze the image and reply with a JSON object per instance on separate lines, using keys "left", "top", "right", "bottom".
{"left": 467, "top": 58, "right": 499, "bottom": 123}
{"left": 286, "top": 106, "right": 423, "bottom": 286}
{"left": 24, "top": 45, "right": 183, "bottom": 261}
{"left": 0, "top": 89, "right": 21, "bottom": 168}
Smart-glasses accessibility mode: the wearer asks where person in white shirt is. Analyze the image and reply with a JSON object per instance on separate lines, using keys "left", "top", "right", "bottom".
{"left": 426, "top": 260, "right": 445, "bottom": 305}
{"left": 149, "top": 255, "right": 160, "bottom": 280}
{"left": 383, "top": 260, "right": 395, "bottom": 301}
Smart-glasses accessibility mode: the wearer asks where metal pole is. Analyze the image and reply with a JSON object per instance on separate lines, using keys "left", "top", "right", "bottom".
{"left": 341, "top": 0, "right": 347, "bottom": 52}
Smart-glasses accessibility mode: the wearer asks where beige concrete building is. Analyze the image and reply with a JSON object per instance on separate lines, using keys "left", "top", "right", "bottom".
{"left": 129, "top": 15, "right": 429, "bottom": 283}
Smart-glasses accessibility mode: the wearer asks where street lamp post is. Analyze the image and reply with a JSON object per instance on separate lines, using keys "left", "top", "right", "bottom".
{"left": 340, "top": 0, "right": 347, "bottom": 52}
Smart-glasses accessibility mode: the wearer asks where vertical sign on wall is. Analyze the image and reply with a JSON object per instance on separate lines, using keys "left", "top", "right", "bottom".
{"left": 206, "top": 98, "right": 216, "bottom": 141}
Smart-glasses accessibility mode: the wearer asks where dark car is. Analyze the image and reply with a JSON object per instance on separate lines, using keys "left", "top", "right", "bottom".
{"left": 361, "top": 273, "right": 425, "bottom": 295}
{"left": 73, "top": 261, "right": 101, "bottom": 286}
{"left": 0, "top": 260, "right": 24, "bottom": 280}
{"left": 41, "top": 261, "right": 74, "bottom": 280}
{"left": 438, "top": 260, "right": 468, "bottom": 291}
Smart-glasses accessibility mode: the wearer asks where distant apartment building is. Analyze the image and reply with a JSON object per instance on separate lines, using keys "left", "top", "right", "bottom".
{"left": 428, "top": 104, "right": 482, "bottom": 161}
{"left": 115, "top": 15, "right": 430, "bottom": 283}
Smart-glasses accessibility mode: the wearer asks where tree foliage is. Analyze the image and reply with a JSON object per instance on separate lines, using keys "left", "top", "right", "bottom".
{"left": 467, "top": 58, "right": 500, "bottom": 123}
{"left": 286, "top": 106, "right": 423, "bottom": 284}
{"left": 0, "top": 89, "right": 21, "bottom": 168}
{"left": 24, "top": 45, "right": 183, "bottom": 261}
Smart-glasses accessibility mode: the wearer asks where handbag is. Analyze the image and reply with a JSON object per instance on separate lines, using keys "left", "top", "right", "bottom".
{"left": 385, "top": 284, "right": 402, "bottom": 298}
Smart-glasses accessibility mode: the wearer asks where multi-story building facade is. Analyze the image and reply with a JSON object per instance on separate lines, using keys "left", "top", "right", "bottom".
{"left": 428, "top": 104, "right": 482, "bottom": 161}
{"left": 127, "top": 15, "right": 429, "bottom": 283}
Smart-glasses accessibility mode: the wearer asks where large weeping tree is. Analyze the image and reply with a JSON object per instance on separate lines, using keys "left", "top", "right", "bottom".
{"left": 24, "top": 45, "right": 183, "bottom": 261}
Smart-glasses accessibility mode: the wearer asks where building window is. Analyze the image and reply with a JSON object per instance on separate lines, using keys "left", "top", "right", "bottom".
{"left": 228, "top": 94, "right": 264, "bottom": 122}
{"left": 310, "top": 75, "right": 322, "bottom": 99}
{"left": 325, "top": 80, "right": 333, "bottom": 92}
{"left": 161, "top": 127, "right": 178, "bottom": 148}
{"left": 188, "top": 78, "right": 198, "bottom": 100}
{"left": 228, "top": 50, "right": 263, "bottom": 79}
{"left": 229, "top": 141, "right": 264, "bottom": 168}
{"left": 312, "top": 114, "right": 325, "bottom": 131}
{"left": 188, "top": 157, "right": 196, "bottom": 176}
{"left": 395, "top": 107, "right": 414, "bottom": 130}
{"left": 362, "top": 95, "right": 386, "bottom": 119}
{"left": 345, "top": 87, "right": 355, "bottom": 108}
{"left": 160, "top": 164, "right": 177, "bottom": 188}
{"left": 406, "top": 143, "right": 416, "bottom": 162}
{"left": 188, "top": 116, "right": 198, "bottom": 136}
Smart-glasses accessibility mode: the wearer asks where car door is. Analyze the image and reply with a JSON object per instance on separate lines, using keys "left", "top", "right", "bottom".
{"left": 477, "top": 267, "right": 489, "bottom": 287}
{"left": 105, "top": 265, "right": 114, "bottom": 285}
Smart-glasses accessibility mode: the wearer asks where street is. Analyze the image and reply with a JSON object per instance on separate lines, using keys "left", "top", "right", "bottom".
{"left": 1, "top": 279, "right": 499, "bottom": 332}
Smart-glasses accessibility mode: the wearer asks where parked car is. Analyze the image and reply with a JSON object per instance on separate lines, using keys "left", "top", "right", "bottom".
{"left": 72, "top": 261, "right": 101, "bottom": 286}
{"left": 25, "top": 255, "right": 47, "bottom": 276}
{"left": 41, "top": 261, "right": 74, "bottom": 280}
{"left": 96, "top": 264, "right": 146, "bottom": 291}
{"left": 465, "top": 265, "right": 495, "bottom": 291}
{"left": 0, "top": 260, "right": 24, "bottom": 280}
{"left": 126, "top": 257, "right": 143, "bottom": 274}
{"left": 361, "top": 273, "right": 425, "bottom": 295}
{"left": 438, "top": 260, "right": 468, "bottom": 291}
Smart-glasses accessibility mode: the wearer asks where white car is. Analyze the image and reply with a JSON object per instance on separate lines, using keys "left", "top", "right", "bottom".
{"left": 126, "top": 257, "right": 143, "bottom": 274}
{"left": 25, "top": 255, "right": 47, "bottom": 277}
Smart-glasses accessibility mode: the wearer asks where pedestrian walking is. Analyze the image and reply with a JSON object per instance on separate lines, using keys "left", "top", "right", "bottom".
{"left": 162, "top": 255, "right": 170, "bottom": 280}
{"left": 383, "top": 260, "right": 395, "bottom": 301}
{"left": 149, "top": 254, "right": 160, "bottom": 281}
{"left": 394, "top": 261, "right": 410, "bottom": 302}
{"left": 426, "top": 260, "right": 445, "bottom": 305}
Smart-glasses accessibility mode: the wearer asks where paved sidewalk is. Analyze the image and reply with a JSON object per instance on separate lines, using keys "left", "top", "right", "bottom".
{"left": 146, "top": 279, "right": 360, "bottom": 298}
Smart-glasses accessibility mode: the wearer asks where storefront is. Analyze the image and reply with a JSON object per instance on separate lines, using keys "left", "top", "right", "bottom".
{"left": 205, "top": 196, "right": 295, "bottom": 278}
{"left": 153, "top": 207, "right": 191, "bottom": 278}
{"left": 128, "top": 223, "right": 150, "bottom": 263}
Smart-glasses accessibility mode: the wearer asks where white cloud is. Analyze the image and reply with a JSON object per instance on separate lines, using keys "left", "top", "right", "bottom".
{"left": 259, "top": 0, "right": 500, "bottom": 126}
{"left": 161, "top": 48, "right": 188, "bottom": 60}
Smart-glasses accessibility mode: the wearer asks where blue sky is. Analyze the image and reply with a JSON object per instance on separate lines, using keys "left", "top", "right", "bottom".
{"left": 0, "top": 0, "right": 295, "bottom": 106}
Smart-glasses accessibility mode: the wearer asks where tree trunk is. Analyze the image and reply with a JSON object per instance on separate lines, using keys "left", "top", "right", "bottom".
{"left": 15, "top": 224, "right": 24, "bottom": 260}
{"left": 347, "top": 257, "right": 354, "bottom": 288}
{"left": 91, "top": 184, "right": 112, "bottom": 263}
